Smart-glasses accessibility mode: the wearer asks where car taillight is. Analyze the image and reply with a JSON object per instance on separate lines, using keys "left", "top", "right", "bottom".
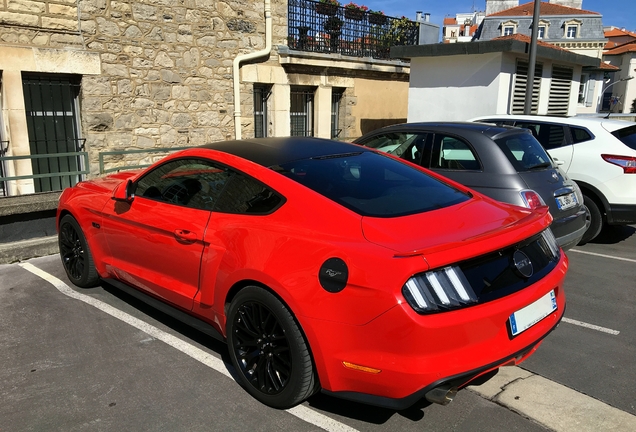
{"left": 402, "top": 266, "right": 478, "bottom": 314}
{"left": 601, "top": 154, "right": 636, "bottom": 173}
{"left": 520, "top": 189, "right": 546, "bottom": 209}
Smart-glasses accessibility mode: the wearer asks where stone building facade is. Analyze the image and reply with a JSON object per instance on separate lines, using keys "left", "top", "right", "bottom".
{"left": 0, "top": 0, "right": 411, "bottom": 198}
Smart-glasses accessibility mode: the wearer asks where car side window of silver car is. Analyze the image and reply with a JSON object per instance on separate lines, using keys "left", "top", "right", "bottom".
{"left": 431, "top": 135, "right": 481, "bottom": 171}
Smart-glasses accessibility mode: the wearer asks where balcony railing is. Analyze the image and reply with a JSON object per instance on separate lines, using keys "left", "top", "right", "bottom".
{"left": 287, "top": 0, "right": 419, "bottom": 60}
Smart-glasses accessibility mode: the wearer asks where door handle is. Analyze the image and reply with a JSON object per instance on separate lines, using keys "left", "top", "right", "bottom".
{"left": 174, "top": 229, "right": 198, "bottom": 242}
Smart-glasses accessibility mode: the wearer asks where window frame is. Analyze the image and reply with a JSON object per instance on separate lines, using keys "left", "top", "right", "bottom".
{"left": 253, "top": 85, "right": 270, "bottom": 138}
{"left": 290, "top": 86, "right": 315, "bottom": 137}
{"left": 501, "top": 20, "right": 518, "bottom": 37}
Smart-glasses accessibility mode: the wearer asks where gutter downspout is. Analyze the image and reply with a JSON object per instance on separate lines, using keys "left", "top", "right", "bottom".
{"left": 232, "top": 0, "right": 272, "bottom": 140}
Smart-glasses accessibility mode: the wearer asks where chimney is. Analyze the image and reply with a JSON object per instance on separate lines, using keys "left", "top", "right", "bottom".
{"left": 416, "top": 11, "right": 422, "bottom": 22}
{"left": 424, "top": 13, "right": 430, "bottom": 22}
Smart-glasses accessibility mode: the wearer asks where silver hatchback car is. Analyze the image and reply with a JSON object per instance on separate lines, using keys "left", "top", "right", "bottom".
{"left": 355, "top": 122, "right": 589, "bottom": 250}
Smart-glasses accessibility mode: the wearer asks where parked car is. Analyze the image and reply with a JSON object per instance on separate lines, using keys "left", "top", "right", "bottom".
{"left": 58, "top": 137, "right": 567, "bottom": 410}
{"left": 471, "top": 115, "right": 636, "bottom": 244}
{"left": 354, "top": 122, "right": 589, "bottom": 250}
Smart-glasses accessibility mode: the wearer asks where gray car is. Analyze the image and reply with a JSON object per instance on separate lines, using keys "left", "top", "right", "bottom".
{"left": 354, "top": 122, "right": 589, "bottom": 250}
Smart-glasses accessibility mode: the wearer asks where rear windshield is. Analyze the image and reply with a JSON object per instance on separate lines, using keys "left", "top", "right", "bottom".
{"left": 494, "top": 132, "right": 553, "bottom": 172}
{"left": 275, "top": 152, "right": 470, "bottom": 217}
{"left": 612, "top": 125, "right": 636, "bottom": 151}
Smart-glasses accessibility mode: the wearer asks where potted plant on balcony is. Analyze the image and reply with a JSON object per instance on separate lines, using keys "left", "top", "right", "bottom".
{"left": 368, "top": 9, "right": 386, "bottom": 25}
{"left": 344, "top": 2, "right": 367, "bottom": 21}
{"left": 323, "top": 15, "right": 343, "bottom": 51}
{"left": 316, "top": 0, "right": 340, "bottom": 16}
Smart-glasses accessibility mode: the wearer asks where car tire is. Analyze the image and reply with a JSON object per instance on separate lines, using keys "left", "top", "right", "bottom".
{"left": 227, "top": 286, "right": 317, "bottom": 409}
{"left": 58, "top": 214, "right": 99, "bottom": 288}
{"left": 578, "top": 196, "right": 603, "bottom": 245}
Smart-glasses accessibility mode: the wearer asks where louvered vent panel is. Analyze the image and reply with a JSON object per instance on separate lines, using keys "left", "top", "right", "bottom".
{"left": 547, "top": 66, "right": 573, "bottom": 115}
{"left": 512, "top": 61, "right": 542, "bottom": 114}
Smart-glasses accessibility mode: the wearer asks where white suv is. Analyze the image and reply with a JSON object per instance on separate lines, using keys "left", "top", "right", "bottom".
{"left": 471, "top": 115, "right": 636, "bottom": 244}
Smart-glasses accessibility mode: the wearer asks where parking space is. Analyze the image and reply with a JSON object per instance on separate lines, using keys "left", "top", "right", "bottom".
{"left": 1, "top": 225, "right": 635, "bottom": 430}
{"left": 521, "top": 225, "right": 636, "bottom": 416}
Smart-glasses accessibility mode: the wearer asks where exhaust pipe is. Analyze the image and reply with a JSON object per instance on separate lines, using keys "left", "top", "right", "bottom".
{"left": 424, "top": 385, "right": 458, "bottom": 405}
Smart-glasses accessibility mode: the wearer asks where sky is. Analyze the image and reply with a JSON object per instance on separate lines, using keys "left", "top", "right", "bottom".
{"left": 359, "top": 0, "right": 636, "bottom": 33}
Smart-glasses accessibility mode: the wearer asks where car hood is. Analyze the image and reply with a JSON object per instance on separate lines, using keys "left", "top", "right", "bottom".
{"left": 361, "top": 195, "right": 552, "bottom": 269}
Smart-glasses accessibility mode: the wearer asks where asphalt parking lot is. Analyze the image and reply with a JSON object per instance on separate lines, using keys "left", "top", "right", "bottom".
{"left": 1, "top": 225, "right": 635, "bottom": 431}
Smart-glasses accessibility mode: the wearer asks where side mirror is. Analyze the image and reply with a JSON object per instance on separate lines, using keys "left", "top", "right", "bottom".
{"left": 112, "top": 179, "right": 135, "bottom": 203}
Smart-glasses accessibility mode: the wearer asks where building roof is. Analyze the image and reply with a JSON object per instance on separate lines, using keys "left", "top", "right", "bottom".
{"left": 605, "top": 28, "right": 636, "bottom": 38}
{"left": 444, "top": 17, "right": 458, "bottom": 26}
{"left": 391, "top": 37, "right": 600, "bottom": 68}
{"left": 604, "top": 41, "right": 636, "bottom": 56}
{"left": 493, "top": 33, "right": 570, "bottom": 53}
{"left": 604, "top": 28, "right": 636, "bottom": 50}
{"left": 488, "top": 1, "right": 599, "bottom": 17}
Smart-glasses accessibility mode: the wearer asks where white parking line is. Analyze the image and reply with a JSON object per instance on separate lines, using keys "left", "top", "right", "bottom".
{"left": 569, "top": 249, "right": 636, "bottom": 263}
{"left": 562, "top": 317, "right": 620, "bottom": 335}
{"left": 19, "top": 262, "right": 359, "bottom": 432}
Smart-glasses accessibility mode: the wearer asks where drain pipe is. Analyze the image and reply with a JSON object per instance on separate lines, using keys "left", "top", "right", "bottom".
{"left": 232, "top": 0, "right": 272, "bottom": 140}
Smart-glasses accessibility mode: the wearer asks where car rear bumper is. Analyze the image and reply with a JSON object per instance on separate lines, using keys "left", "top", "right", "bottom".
{"left": 551, "top": 206, "right": 589, "bottom": 250}
{"left": 607, "top": 203, "right": 636, "bottom": 225}
{"left": 306, "top": 254, "right": 568, "bottom": 409}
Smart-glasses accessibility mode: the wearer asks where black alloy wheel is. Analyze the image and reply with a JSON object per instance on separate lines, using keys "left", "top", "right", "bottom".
{"left": 227, "top": 286, "right": 317, "bottom": 409}
{"left": 58, "top": 214, "right": 99, "bottom": 288}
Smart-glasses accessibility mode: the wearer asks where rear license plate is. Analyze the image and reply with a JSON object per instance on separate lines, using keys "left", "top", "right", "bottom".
{"left": 556, "top": 192, "right": 577, "bottom": 210}
{"left": 509, "top": 290, "right": 557, "bottom": 337}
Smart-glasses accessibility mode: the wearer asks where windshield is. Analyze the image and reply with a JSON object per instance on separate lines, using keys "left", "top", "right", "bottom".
{"left": 612, "top": 125, "right": 636, "bottom": 151}
{"left": 275, "top": 152, "right": 470, "bottom": 217}
{"left": 495, "top": 132, "right": 554, "bottom": 172}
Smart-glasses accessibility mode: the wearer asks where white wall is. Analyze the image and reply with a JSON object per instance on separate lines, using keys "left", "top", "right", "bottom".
{"left": 407, "top": 53, "right": 505, "bottom": 122}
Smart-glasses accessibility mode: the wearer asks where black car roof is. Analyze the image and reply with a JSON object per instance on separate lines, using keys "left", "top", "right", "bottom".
{"left": 200, "top": 137, "right": 369, "bottom": 167}
{"left": 367, "top": 122, "right": 520, "bottom": 139}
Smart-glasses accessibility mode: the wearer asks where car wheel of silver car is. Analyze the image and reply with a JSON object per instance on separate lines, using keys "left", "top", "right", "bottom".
{"left": 227, "top": 286, "right": 317, "bottom": 409}
{"left": 578, "top": 196, "right": 603, "bottom": 245}
{"left": 58, "top": 214, "right": 99, "bottom": 288}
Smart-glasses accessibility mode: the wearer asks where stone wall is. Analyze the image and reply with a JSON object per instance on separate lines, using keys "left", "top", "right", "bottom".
{"left": 0, "top": 0, "right": 286, "bottom": 174}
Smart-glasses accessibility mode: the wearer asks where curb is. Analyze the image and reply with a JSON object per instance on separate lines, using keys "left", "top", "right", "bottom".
{"left": 469, "top": 366, "right": 636, "bottom": 431}
{"left": 0, "top": 236, "right": 58, "bottom": 264}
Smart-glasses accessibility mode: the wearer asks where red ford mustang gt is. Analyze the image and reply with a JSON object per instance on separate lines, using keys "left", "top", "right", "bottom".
{"left": 57, "top": 137, "right": 567, "bottom": 410}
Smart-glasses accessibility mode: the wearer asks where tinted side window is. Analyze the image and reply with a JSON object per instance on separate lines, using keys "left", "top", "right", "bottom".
{"left": 570, "top": 127, "right": 593, "bottom": 144}
{"left": 514, "top": 122, "right": 567, "bottom": 150}
{"left": 214, "top": 173, "right": 283, "bottom": 214}
{"left": 431, "top": 135, "right": 481, "bottom": 171}
{"left": 612, "top": 125, "right": 636, "bottom": 151}
{"left": 278, "top": 152, "right": 469, "bottom": 217}
{"left": 135, "top": 159, "right": 230, "bottom": 210}
{"left": 360, "top": 132, "right": 426, "bottom": 165}
{"left": 495, "top": 133, "right": 552, "bottom": 172}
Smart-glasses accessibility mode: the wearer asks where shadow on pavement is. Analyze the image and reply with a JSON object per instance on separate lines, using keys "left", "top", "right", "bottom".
{"left": 591, "top": 225, "right": 636, "bottom": 245}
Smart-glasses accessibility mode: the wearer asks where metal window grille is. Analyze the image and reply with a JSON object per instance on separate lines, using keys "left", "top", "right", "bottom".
{"left": 548, "top": 66, "right": 573, "bottom": 115}
{"left": 331, "top": 89, "right": 344, "bottom": 139}
{"left": 287, "top": 0, "right": 419, "bottom": 60}
{"left": 512, "top": 61, "right": 543, "bottom": 114}
{"left": 290, "top": 87, "right": 314, "bottom": 137}
{"left": 254, "top": 85, "right": 270, "bottom": 138}
{"left": 22, "top": 73, "right": 84, "bottom": 193}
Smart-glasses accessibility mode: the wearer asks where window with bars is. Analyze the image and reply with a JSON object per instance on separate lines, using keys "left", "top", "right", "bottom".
{"left": 331, "top": 89, "right": 344, "bottom": 139}
{"left": 22, "top": 73, "right": 84, "bottom": 193}
{"left": 253, "top": 85, "right": 270, "bottom": 138}
{"left": 512, "top": 61, "right": 543, "bottom": 114}
{"left": 290, "top": 87, "right": 314, "bottom": 137}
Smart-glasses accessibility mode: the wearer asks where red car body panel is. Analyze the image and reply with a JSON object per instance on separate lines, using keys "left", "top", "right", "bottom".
{"left": 57, "top": 142, "right": 567, "bottom": 408}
